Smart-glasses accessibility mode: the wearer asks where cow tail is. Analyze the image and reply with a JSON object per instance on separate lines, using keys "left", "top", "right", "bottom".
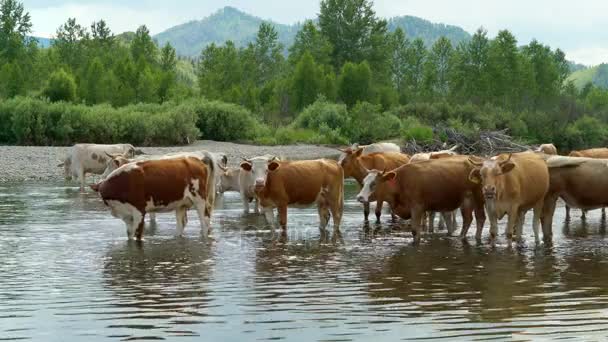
{"left": 201, "top": 151, "right": 216, "bottom": 213}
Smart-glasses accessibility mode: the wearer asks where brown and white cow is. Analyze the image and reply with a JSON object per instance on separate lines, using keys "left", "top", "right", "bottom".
{"left": 254, "top": 159, "right": 344, "bottom": 231}
{"left": 356, "top": 156, "right": 486, "bottom": 243}
{"left": 58, "top": 143, "right": 139, "bottom": 191}
{"left": 468, "top": 152, "right": 550, "bottom": 244}
{"left": 339, "top": 149, "right": 410, "bottom": 221}
{"left": 91, "top": 154, "right": 216, "bottom": 240}
{"left": 542, "top": 156, "right": 608, "bottom": 236}
{"left": 536, "top": 143, "right": 558, "bottom": 155}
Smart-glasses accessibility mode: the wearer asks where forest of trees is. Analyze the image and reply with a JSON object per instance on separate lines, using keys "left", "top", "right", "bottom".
{"left": 1, "top": 0, "right": 608, "bottom": 149}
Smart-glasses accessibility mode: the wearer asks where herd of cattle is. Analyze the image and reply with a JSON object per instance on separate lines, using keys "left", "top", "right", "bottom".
{"left": 58, "top": 142, "right": 608, "bottom": 243}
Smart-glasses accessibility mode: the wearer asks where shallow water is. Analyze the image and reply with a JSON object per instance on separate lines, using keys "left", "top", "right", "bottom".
{"left": 2, "top": 181, "right": 608, "bottom": 341}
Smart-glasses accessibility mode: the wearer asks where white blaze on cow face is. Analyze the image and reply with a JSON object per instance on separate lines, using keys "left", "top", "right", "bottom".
{"left": 357, "top": 170, "right": 381, "bottom": 203}
{"left": 241, "top": 158, "right": 272, "bottom": 189}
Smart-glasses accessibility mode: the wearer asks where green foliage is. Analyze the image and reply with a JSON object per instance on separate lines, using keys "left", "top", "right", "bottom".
{"left": 347, "top": 102, "right": 402, "bottom": 144}
{"left": 293, "top": 97, "right": 349, "bottom": 131}
{"left": 291, "top": 51, "right": 323, "bottom": 111}
{"left": 0, "top": 97, "right": 199, "bottom": 145}
{"left": 338, "top": 61, "right": 372, "bottom": 108}
{"left": 401, "top": 118, "right": 434, "bottom": 142}
{"left": 190, "top": 100, "right": 262, "bottom": 141}
{"left": 43, "top": 68, "right": 77, "bottom": 102}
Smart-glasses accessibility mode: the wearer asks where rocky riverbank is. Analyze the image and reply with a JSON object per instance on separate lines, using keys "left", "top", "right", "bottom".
{"left": 0, "top": 140, "right": 341, "bottom": 183}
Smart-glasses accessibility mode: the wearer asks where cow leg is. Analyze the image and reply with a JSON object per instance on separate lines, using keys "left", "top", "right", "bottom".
{"left": 134, "top": 215, "right": 145, "bottom": 241}
{"left": 505, "top": 208, "right": 519, "bottom": 243}
{"left": 603, "top": 207, "right": 606, "bottom": 221}
{"left": 542, "top": 193, "right": 558, "bottom": 242}
{"left": 428, "top": 212, "right": 435, "bottom": 233}
{"left": 565, "top": 205, "right": 571, "bottom": 221}
{"left": 411, "top": 207, "right": 425, "bottom": 244}
{"left": 461, "top": 207, "right": 474, "bottom": 238}
{"left": 278, "top": 205, "right": 288, "bottom": 230}
{"left": 240, "top": 191, "right": 250, "bottom": 214}
{"left": 78, "top": 168, "right": 86, "bottom": 192}
{"left": 515, "top": 210, "right": 526, "bottom": 242}
{"left": 262, "top": 207, "right": 275, "bottom": 230}
{"left": 375, "top": 200, "right": 384, "bottom": 223}
{"left": 582, "top": 210, "right": 587, "bottom": 221}
{"left": 443, "top": 211, "right": 458, "bottom": 236}
{"left": 254, "top": 197, "right": 260, "bottom": 214}
{"left": 175, "top": 207, "right": 187, "bottom": 237}
{"left": 194, "top": 198, "right": 209, "bottom": 236}
{"left": 532, "top": 203, "right": 544, "bottom": 245}
{"left": 123, "top": 217, "right": 134, "bottom": 240}
{"left": 318, "top": 205, "right": 331, "bottom": 232}
{"left": 363, "top": 202, "right": 370, "bottom": 222}
{"left": 329, "top": 197, "right": 343, "bottom": 233}
{"left": 149, "top": 212, "right": 157, "bottom": 225}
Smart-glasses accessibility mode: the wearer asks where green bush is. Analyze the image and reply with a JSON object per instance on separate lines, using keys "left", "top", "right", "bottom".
{"left": 402, "top": 117, "right": 434, "bottom": 142}
{"left": 1, "top": 97, "right": 200, "bottom": 146}
{"left": 190, "top": 100, "right": 262, "bottom": 141}
{"left": 293, "top": 97, "right": 349, "bottom": 131}
{"left": 347, "top": 102, "right": 402, "bottom": 144}
{"left": 43, "top": 69, "right": 77, "bottom": 103}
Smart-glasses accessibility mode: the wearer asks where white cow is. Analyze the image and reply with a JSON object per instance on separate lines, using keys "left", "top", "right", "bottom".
{"left": 58, "top": 143, "right": 138, "bottom": 191}
{"left": 239, "top": 155, "right": 277, "bottom": 214}
{"left": 338, "top": 142, "right": 401, "bottom": 164}
{"left": 218, "top": 167, "right": 241, "bottom": 194}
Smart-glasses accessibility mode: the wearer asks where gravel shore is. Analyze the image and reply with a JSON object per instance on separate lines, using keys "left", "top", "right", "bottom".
{"left": 0, "top": 140, "right": 341, "bottom": 183}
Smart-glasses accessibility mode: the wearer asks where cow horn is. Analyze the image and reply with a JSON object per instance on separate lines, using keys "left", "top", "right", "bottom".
{"left": 499, "top": 153, "right": 513, "bottom": 166}
{"left": 105, "top": 152, "right": 120, "bottom": 159}
{"left": 468, "top": 156, "right": 484, "bottom": 166}
{"left": 218, "top": 164, "right": 227, "bottom": 172}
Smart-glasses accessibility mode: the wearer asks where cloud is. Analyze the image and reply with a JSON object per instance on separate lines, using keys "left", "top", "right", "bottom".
{"left": 566, "top": 47, "right": 608, "bottom": 67}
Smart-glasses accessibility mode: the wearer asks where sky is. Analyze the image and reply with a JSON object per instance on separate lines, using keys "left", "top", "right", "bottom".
{"left": 23, "top": 0, "right": 608, "bottom": 66}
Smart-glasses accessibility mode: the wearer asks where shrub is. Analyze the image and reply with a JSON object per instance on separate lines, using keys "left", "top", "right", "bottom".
{"left": 347, "top": 102, "right": 402, "bottom": 144}
{"left": 190, "top": 100, "right": 262, "bottom": 141}
{"left": 43, "top": 69, "right": 77, "bottom": 103}
{"left": 293, "top": 97, "right": 349, "bottom": 131}
{"left": 402, "top": 117, "right": 434, "bottom": 142}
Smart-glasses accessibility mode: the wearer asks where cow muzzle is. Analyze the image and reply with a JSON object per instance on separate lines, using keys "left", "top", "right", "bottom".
{"left": 483, "top": 186, "right": 497, "bottom": 199}
{"left": 255, "top": 178, "right": 266, "bottom": 189}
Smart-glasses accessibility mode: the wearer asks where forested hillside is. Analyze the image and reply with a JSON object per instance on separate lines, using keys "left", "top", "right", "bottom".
{"left": 1, "top": 0, "right": 607, "bottom": 150}
{"left": 568, "top": 64, "right": 608, "bottom": 89}
{"left": 154, "top": 6, "right": 473, "bottom": 57}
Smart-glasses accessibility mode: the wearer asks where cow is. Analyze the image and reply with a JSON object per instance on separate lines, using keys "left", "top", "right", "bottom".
{"left": 356, "top": 156, "right": 486, "bottom": 243}
{"left": 468, "top": 152, "right": 550, "bottom": 244}
{"left": 339, "top": 142, "right": 401, "bottom": 162}
{"left": 91, "top": 154, "right": 216, "bottom": 240}
{"left": 253, "top": 159, "right": 344, "bottom": 232}
{"left": 339, "top": 149, "right": 410, "bottom": 222}
{"left": 58, "top": 144, "right": 139, "bottom": 191}
{"left": 536, "top": 143, "right": 558, "bottom": 155}
{"left": 542, "top": 156, "right": 608, "bottom": 237}
{"left": 565, "top": 148, "right": 608, "bottom": 220}
{"left": 218, "top": 167, "right": 241, "bottom": 194}
{"left": 239, "top": 155, "right": 277, "bottom": 214}
{"left": 409, "top": 145, "right": 460, "bottom": 230}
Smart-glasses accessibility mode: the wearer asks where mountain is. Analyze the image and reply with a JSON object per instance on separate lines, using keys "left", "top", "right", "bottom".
{"left": 30, "top": 36, "right": 52, "bottom": 48}
{"left": 568, "top": 64, "right": 608, "bottom": 89}
{"left": 154, "top": 6, "right": 473, "bottom": 57}
{"left": 387, "top": 16, "right": 471, "bottom": 47}
{"left": 154, "top": 6, "right": 300, "bottom": 57}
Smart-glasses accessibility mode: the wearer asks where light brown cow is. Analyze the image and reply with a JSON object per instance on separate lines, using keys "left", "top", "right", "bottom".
{"left": 537, "top": 143, "right": 558, "bottom": 155}
{"left": 468, "top": 152, "right": 549, "bottom": 244}
{"left": 356, "top": 156, "right": 486, "bottom": 243}
{"left": 339, "top": 149, "right": 410, "bottom": 221}
{"left": 254, "top": 159, "right": 343, "bottom": 231}
{"left": 566, "top": 148, "right": 608, "bottom": 220}
{"left": 91, "top": 155, "right": 216, "bottom": 240}
{"left": 542, "top": 156, "right": 608, "bottom": 237}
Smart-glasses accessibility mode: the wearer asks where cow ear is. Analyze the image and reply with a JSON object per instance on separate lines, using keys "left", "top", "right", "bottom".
{"left": 354, "top": 148, "right": 364, "bottom": 157}
{"left": 382, "top": 171, "right": 396, "bottom": 182}
{"left": 500, "top": 162, "right": 515, "bottom": 174}
{"left": 113, "top": 159, "right": 121, "bottom": 168}
{"left": 240, "top": 162, "right": 252, "bottom": 171}
{"left": 268, "top": 161, "right": 280, "bottom": 172}
{"left": 468, "top": 169, "right": 481, "bottom": 184}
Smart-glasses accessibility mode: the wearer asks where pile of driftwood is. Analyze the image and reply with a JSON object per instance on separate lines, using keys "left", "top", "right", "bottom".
{"left": 402, "top": 128, "right": 531, "bottom": 157}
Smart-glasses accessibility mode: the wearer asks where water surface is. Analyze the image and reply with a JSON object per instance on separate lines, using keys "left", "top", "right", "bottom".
{"left": 1, "top": 181, "right": 608, "bottom": 341}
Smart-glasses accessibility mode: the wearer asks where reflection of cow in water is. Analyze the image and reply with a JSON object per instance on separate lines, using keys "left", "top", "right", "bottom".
{"left": 102, "top": 239, "right": 214, "bottom": 336}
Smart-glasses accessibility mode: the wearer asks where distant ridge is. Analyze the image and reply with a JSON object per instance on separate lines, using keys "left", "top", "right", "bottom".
{"left": 154, "top": 6, "right": 472, "bottom": 57}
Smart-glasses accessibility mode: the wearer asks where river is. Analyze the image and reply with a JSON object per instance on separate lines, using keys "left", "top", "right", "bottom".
{"left": 1, "top": 181, "right": 608, "bottom": 341}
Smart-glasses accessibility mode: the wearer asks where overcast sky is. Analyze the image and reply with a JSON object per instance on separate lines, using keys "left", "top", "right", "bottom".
{"left": 23, "top": 0, "right": 608, "bottom": 65}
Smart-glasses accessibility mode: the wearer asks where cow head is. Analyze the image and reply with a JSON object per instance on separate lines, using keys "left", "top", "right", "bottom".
{"left": 240, "top": 156, "right": 277, "bottom": 190}
{"left": 338, "top": 147, "right": 364, "bottom": 176}
{"left": 57, "top": 156, "right": 72, "bottom": 180}
{"left": 102, "top": 153, "right": 132, "bottom": 178}
{"left": 356, "top": 169, "right": 396, "bottom": 203}
{"left": 468, "top": 154, "right": 515, "bottom": 200}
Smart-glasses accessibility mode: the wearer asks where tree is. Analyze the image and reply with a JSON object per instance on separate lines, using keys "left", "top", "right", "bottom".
{"left": 288, "top": 20, "right": 332, "bottom": 67}
{"left": 83, "top": 57, "right": 104, "bottom": 104}
{"left": 425, "top": 37, "right": 453, "bottom": 98}
{"left": 0, "top": 61, "right": 25, "bottom": 98}
{"left": 450, "top": 28, "right": 490, "bottom": 104}
{"left": 292, "top": 51, "right": 322, "bottom": 111}
{"left": 338, "top": 61, "right": 372, "bottom": 108}
{"left": 53, "top": 18, "right": 89, "bottom": 71}
{"left": 487, "top": 30, "right": 519, "bottom": 108}
{"left": 198, "top": 41, "right": 242, "bottom": 101}
{"left": 158, "top": 43, "right": 177, "bottom": 102}
{"left": 404, "top": 38, "right": 427, "bottom": 100}
{"left": 319, "top": 0, "right": 386, "bottom": 69}
{"left": 0, "top": 0, "right": 32, "bottom": 62}
{"left": 43, "top": 68, "right": 77, "bottom": 102}
{"left": 389, "top": 28, "right": 409, "bottom": 101}
{"left": 253, "top": 22, "right": 284, "bottom": 85}
{"left": 131, "top": 25, "right": 157, "bottom": 66}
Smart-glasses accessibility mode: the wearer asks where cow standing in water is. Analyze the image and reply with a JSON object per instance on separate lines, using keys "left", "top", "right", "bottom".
{"left": 565, "top": 148, "right": 608, "bottom": 221}
{"left": 239, "top": 155, "right": 277, "bottom": 214}
{"left": 58, "top": 143, "right": 140, "bottom": 191}
{"left": 468, "top": 152, "right": 549, "bottom": 244}
{"left": 254, "top": 159, "right": 344, "bottom": 232}
{"left": 91, "top": 155, "right": 216, "bottom": 240}
{"left": 356, "top": 156, "right": 486, "bottom": 243}
{"left": 339, "top": 148, "right": 409, "bottom": 222}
